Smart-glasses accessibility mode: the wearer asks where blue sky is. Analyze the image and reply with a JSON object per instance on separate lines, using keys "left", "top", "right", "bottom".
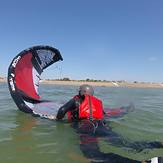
{"left": 0, "top": 0, "right": 162, "bottom": 82}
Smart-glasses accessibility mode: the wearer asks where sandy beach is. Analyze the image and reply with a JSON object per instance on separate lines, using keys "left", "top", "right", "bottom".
{"left": 0, "top": 78, "right": 6, "bottom": 83}
{"left": 1, "top": 77, "right": 163, "bottom": 88}
{"left": 41, "top": 80, "right": 163, "bottom": 89}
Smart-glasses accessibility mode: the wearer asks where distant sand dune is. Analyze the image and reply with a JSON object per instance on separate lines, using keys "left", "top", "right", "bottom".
{"left": 41, "top": 80, "right": 163, "bottom": 88}
{"left": 0, "top": 78, "right": 6, "bottom": 82}
{"left": 1, "top": 77, "right": 162, "bottom": 88}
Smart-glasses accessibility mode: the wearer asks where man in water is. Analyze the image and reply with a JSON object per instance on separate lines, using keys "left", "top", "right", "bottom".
{"left": 56, "top": 84, "right": 163, "bottom": 162}
{"left": 57, "top": 84, "right": 104, "bottom": 122}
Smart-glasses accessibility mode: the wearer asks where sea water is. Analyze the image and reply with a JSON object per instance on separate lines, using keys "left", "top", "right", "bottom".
{"left": 0, "top": 82, "right": 163, "bottom": 163}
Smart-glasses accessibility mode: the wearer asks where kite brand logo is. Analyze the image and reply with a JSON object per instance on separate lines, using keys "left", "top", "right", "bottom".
{"left": 12, "top": 56, "right": 21, "bottom": 68}
{"left": 9, "top": 77, "right": 15, "bottom": 91}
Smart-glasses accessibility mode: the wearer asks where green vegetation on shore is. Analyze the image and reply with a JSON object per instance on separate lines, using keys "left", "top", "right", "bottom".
{"left": 1, "top": 76, "right": 163, "bottom": 88}
{"left": 44, "top": 77, "right": 163, "bottom": 85}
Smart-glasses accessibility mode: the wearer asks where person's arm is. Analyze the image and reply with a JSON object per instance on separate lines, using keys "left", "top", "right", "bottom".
{"left": 56, "top": 98, "right": 76, "bottom": 120}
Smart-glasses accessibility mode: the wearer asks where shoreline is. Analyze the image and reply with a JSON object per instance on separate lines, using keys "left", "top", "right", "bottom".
{"left": 1, "top": 78, "right": 163, "bottom": 89}
{"left": 0, "top": 78, "right": 6, "bottom": 83}
{"left": 40, "top": 80, "right": 163, "bottom": 89}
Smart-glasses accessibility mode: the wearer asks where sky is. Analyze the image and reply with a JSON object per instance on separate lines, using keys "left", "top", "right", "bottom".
{"left": 0, "top": 0, "right": 163, "bottom": 82}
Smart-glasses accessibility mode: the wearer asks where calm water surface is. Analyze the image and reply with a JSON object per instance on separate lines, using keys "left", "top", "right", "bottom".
{"left": 0, "top": 82, "right": 163, "bottom": 163}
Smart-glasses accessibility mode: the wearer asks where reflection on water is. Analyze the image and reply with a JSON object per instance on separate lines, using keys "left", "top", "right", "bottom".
{"left": 0, "top": 82, "right": 163, "bottom": 162}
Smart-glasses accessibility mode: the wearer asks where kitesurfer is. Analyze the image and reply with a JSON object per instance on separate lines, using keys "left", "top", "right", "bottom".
{"left": 56, "top": 84, "right": 104, "bottom": 122}
{"left": 56, "top": 84, "right": 163, "bottom": 152}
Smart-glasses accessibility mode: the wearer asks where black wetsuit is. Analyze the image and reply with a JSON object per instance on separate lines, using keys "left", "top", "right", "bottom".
{"left": 57, "top": 95, "right": 84, "bottom": 120}
{"left": 57, "top": 95, "right": 163, "bottom": 163}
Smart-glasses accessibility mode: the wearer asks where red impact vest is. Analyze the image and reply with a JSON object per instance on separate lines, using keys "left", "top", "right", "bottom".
{"left": 67, "top": 94, "right": 103, "bottom": 121}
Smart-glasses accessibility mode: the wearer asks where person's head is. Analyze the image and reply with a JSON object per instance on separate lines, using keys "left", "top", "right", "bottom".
{"left": 79, "top": 84, "right": 94, "bottom": 96}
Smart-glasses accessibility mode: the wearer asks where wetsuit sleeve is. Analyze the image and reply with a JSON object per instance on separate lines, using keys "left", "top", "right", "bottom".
{"left": 56, "top": 98, "right": 76, "bottom": 120}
